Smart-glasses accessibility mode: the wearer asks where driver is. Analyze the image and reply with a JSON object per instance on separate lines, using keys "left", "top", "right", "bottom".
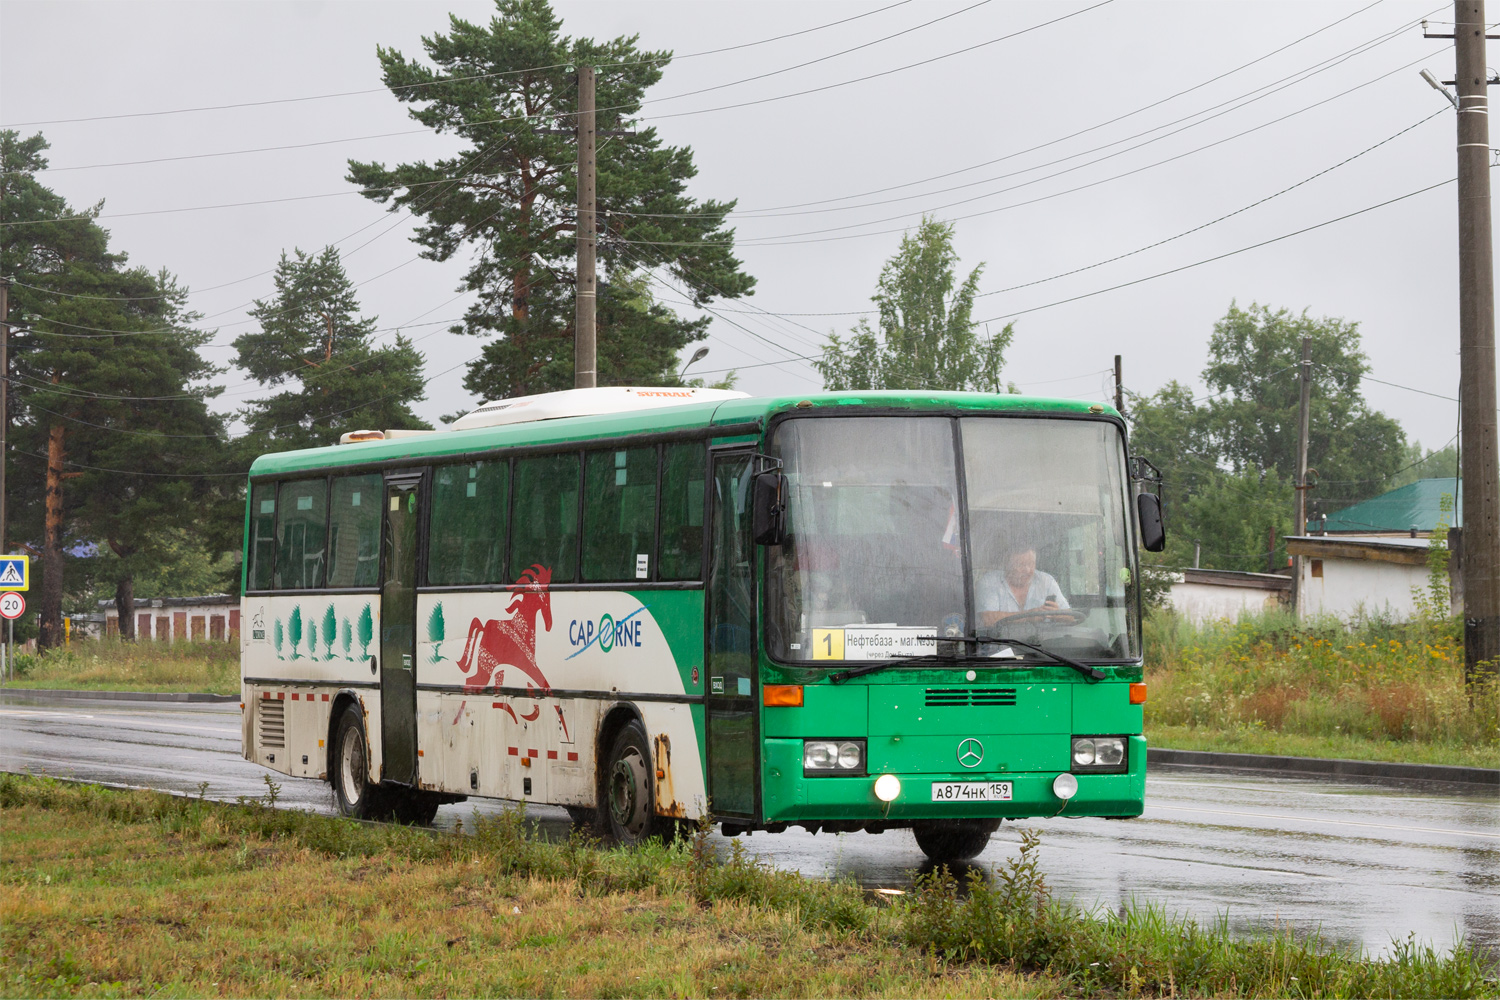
{"left": 977, "top": 545, "right": 1069, "bottom": 626}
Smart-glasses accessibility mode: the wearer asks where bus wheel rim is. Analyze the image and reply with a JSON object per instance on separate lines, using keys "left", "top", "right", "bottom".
{"left": 609, "top": 752, "right": 647, "bottom": 836}
{"left": 341, "top": 730, "right": 364, "bottom": 807}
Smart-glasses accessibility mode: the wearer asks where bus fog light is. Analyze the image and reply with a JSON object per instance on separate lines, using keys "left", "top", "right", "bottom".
{"left": 873, "top": 774, "right": 901, "bottom": 802}
{"left": 1052, "top": 773, "right": 1079, "bottom": 800}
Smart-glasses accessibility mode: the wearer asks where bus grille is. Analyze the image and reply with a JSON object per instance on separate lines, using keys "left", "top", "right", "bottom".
{"left": 925, "top": 688, "right": 1017, "bottom": 707}
{"left": 258, "top": 700, "right": 286, "bottom": 748}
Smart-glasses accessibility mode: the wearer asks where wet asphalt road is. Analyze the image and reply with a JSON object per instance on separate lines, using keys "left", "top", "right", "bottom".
{"left": 1, "top": 690, "right": 1495, "bottom": 962}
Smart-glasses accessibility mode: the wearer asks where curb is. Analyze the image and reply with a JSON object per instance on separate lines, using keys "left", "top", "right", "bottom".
{"left": 0, "top": 687, "right": 237, "bottom": 704}
{"left": 1148, "top": 747, "right": 1498, "bottom": 788}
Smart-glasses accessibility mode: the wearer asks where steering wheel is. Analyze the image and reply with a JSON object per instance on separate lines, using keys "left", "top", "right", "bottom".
{"left": 994, "top": 606, "right": 1089, "bottom": 626}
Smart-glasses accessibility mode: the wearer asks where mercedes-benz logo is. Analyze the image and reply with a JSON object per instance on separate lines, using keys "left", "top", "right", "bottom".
{"left": 956, "top": 738, "right": 984, "bottom": 768}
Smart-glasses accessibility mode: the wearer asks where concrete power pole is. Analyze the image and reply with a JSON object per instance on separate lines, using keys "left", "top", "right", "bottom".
{"left": 1113, "top": 354, "right": 1124, "bottom": 416}
{"left": 574, "top": 65, "right": 597, "bottom": 390}
{"left": 1455, "top": 2, "right": 1500, "bottom": 682}
{"left": 1293, "top": 336, "right": 1312, "bottom": 617}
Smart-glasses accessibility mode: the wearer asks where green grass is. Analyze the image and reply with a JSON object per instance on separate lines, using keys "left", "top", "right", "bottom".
{"left": 1144, "top": 610, "right": 1500, "bottom": 769}
{"left": 2, "top": 640, "right": 238, "bottom": 696}
{"left": 1, "top": 774, "right": 1493, "bottom": 998}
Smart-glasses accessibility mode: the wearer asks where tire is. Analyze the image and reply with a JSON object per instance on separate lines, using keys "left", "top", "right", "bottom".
{"left": 912, "top": 819, "right": 1001, "bottom": 862}
{"left": 331, "top": 704, "right": 391, "bottom": 820}
{"left": 604, "top": 720, "right": 673, "bottom": 846}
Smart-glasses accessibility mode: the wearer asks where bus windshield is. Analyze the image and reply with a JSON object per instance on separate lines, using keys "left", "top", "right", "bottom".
{"left": 766, "top": 415, "right": 1139, "bottom": 664}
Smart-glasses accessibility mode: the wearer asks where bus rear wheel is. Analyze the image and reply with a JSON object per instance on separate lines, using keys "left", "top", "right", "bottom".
{"left": 331, "top": 704, "right": 390, "bottom": 820}
{"left": 604, "top": 720, "right": 672, "bottom": 846}
{"left": 912, "top": 819, "right": 1001, "bottom": 862}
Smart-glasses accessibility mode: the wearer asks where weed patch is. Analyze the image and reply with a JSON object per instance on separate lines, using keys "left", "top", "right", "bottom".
{"left": 2, "top": 774, "right": 1492, "bottom": 998}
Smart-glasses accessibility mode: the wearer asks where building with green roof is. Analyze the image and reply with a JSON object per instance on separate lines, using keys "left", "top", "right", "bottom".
{"left": 1316, "top": 478, "right": 1460, "bottom": 535}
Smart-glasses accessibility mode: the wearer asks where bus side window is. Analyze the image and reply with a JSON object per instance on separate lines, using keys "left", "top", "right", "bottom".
{"left": 429, "top": 460, "right": 509, "bottom": 585}
{"left": 275, "top": 479, "right": 328, "bottom": 590}
{"left": 327, "top": 473, "right": 383, "bottom": 588}
{"left": 248, "top": 482, "right": 277, "bottom": 591}
{"left": 582, "top": 447, "right": 657, "bottom": 582}
{"left": 659, "top": 442, "right": 706, "bottom": 580}
{"left": 511, "top": 453, "right": 579, "bottom": 581}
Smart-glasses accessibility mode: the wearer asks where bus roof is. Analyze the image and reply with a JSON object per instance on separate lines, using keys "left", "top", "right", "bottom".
{"left": 247, "top": 390, "right": 1120, "bottom": 478}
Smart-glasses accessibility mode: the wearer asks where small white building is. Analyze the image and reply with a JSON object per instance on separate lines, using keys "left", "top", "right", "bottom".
{"left": 1167, "top": 568, "right": 1291, "bottom": 625}
{"left": 1286, "top": 535, "right": 1435, "bottom": 619}
{"left": 92, "top": 595, "right": 240, "bottom": 642}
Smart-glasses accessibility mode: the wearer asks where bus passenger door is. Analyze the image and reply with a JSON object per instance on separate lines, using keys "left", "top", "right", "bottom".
{"left": 705, "top": 450, "right": 758, "bottom": 820}
{"left": 380, "top": 475, "right": 421, "bottom": 785}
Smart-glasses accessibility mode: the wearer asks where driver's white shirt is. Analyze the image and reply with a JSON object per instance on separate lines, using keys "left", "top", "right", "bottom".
{"left": 976, "top": 570, "right": 1069, "bottom": 613}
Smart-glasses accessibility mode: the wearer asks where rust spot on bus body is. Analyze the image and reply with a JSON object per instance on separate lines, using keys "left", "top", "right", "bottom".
{"left": 653, "top": 733, "right": 686, "bottom": 818}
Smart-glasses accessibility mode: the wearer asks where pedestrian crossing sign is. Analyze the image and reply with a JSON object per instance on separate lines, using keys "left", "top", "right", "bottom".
{"left": 0, "top": 556, "right": 29, "bottom": 592}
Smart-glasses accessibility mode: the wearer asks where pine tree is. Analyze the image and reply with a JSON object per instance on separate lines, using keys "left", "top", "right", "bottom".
{"left": 2, "top": 131, "right": 227, "bottom": 647}
{"left": 816, "top": 218, "right": 1012, "bottom": 392}
{"left": 233, "top": 246, "right": 429, "bottom": 451}
{"left": 346, "top": 0, "right": 753, "bottom": 401}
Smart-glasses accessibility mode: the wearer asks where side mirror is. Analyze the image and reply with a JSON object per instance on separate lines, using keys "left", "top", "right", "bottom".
{"left": 751, "top": 472, "right": 787, "bottom": 546}
{"left": 1137, "top": 492, "right": 1165, "bottom": 552}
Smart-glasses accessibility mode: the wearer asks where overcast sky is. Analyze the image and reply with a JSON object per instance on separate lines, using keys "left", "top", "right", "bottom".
{"left": 0, "top": 0, "right": 1477, "bottom": 456}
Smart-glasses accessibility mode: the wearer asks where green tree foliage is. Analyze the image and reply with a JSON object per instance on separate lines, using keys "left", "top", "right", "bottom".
{"left": 1129, "top": 302, "right": 1407, "bottom": 572}
{"left": 1390, "top": 440, "right": 1458, "bottom": 491}
{"left": 347, "top": 0, "right": 753, "bottom": 400}
{"left": 816, "top": 218, "right": 1012, "bottom": 392}
{"left": 1, "top": 131, "right": 227, "bottom": 647}
{"left": 233, "top": 247, "right": 429, "bottom": 450}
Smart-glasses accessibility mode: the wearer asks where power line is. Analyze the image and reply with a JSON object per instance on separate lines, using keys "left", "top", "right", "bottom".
{"left": 11, "top": 2, "right": 1111, "bottom": 177}
{"left": 969, "top": 177, "right": 1456, "bottom": 327}
{"left": 619, "top": 49, "right": 1441, "bottom": 248}
{"left": 0, "top": 1, "right": 916, "bottom": 128}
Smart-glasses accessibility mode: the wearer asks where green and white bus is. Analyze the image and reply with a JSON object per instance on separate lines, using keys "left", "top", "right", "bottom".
{"left": 240, "top": 387, "right": 1164, "bottom": 861}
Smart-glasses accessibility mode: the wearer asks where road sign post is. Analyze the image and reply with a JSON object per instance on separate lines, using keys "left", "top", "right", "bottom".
{"left": 0, "top": 590, "right": 24, "bottom": 684}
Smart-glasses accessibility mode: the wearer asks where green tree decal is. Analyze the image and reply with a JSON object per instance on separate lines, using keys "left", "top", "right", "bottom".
{"left": 273, "top": 619, "right": 284, "bottom": 660}
{"left": 357, "top": 604, "right": 374, "bottom": 659}
{"left": 428, "top": 602, "right": 446, "bottom": 663}
{"left": 288, "top": 606, "right": 303, "bottom": 660}
{"left": 341, "top": 617, "right": 353, "bottom": 659}
{"left": 322, "top": 604, "right": 338, "bottom": 660}
{"left": 307, "top": 621, "right": 318, "bottom": 658}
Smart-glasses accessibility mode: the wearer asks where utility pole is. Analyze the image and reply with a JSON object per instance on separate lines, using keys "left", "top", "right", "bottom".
{"left": 1293, "top": 336, "right": 1312, "bottom": 617}
{"left": 1, "top": 275, "right": 9, "bottom": 557}
{"left": 1113, "top": 354, "right": 1124, "bottom": 416}
{"left": 1429, "top": 3, "right": 1500, "bottom": 682}
{"left": 575, "top": 65, "right": 597, "bottom": 390}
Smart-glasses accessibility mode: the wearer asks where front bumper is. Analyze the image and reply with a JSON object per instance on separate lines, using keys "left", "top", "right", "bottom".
{"left": 761, "top": 734, "right": 1147, "bottom": 822}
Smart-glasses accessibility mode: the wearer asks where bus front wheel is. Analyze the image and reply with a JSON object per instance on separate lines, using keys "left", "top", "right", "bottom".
{"left": 604, "top": 720, "right": 671, "bottom": 846}
{"left": 912, "top": 819, "right": 1001, "bottom": 862}
{"left": 332, "top": 704, "right": 389, "bottom": 820}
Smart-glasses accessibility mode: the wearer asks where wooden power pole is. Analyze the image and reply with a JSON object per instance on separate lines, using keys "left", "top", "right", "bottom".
{"left": 1293, "top": 336, "right": 1312, "bottom": 616}
{"left": 574, "top": 65, "right": 597, "bottom": 390}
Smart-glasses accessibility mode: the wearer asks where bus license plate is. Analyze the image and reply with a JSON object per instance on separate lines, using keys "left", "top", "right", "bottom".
{"left": 931, "top": 781, "right": 1013, "bottom": 802}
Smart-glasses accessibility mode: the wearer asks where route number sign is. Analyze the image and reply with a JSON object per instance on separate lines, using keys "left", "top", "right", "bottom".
{"left": 0, "top": 592, "right": 25, "bottom": 620}
{"left": 0, "top": 555, "right": 27, "bottom": 591}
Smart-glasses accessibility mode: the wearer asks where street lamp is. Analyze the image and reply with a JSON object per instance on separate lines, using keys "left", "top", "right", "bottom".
{"left": 678, "top": 345, "right": 710, "bottom": 380}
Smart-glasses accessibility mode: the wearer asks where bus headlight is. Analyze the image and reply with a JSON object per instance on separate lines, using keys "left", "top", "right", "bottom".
{"left": 804, "top": 739, "right": 865, "bottom": 775}
{"left": 1071, "top": 736, "right": 1127, "bottom": 772}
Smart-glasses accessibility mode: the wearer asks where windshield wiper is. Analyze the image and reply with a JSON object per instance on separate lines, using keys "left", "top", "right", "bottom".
{"left": 829, "top": 655, "right": 949, "bottom": 684}
{"left": 912, "top": 634, "right": 1106, "bottom": 682}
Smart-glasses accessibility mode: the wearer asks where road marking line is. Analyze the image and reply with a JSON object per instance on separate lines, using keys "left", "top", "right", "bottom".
{"left": 1148, "top": 803, "right": 1500, "bottom": 840}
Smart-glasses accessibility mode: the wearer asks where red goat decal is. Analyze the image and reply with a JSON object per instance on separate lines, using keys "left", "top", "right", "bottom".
{"left": 457, "top": 564, "right": 554, "bottom": 694}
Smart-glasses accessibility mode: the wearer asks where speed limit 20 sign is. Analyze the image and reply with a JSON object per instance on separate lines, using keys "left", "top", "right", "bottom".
{"left": 0, "top": 592, "right": 25, "bottom": 620}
